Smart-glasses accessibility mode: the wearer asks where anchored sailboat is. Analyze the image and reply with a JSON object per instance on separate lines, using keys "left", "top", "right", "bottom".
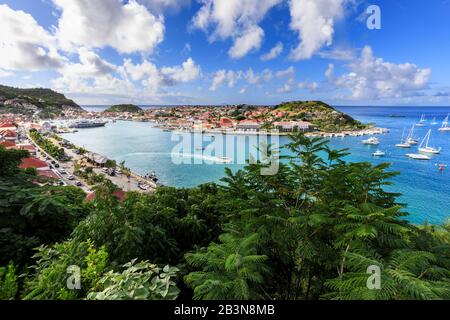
{"left": 415, "top": 114, "right": 426, "bottom": 127}
{"left": 418, "top": 129, "right": 441, "bottom": 154}
{"left": 395, "top": 128, "right": 411, "bottom": 148}
{"left": 431, "top": 117, "right": 439, "bottom": 125}
{"left": 438, "top": 114, "right": 450, "bottom": 132}
{"left": 406, "top": 125, "right": 419, "bottom": 145}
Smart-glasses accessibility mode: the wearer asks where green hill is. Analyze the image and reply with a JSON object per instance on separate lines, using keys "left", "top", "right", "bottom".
{"left": 273, "top": 101, "right": 368, "bottom": 132}
{"left": 104, "top": 104, "right": 143, "bottom": 113}
{"left": 0, "top": 84, "right": 83, "bottom": 118}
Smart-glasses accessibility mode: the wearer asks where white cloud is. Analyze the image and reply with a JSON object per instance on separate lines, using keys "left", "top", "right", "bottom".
{"left": 210, "top": 70, "right": 242, "bottom": 91}
{"left": 299, "top": 80, "right": 319, "bottom": 92}
{"left": 325, "top": 63, "right": 335, "bottom": 80}
{"left": 276, "top": 66, "right": 296, "bottom": 93}
{"left": 137, "top": 0, "right": 191, "bottom": 13}
{"left": 330, "top": 46, "right": 432, "bottom": 100}
{"left": 228, "top": 25, "right": 264, "bottom": 59}
{"left": 0, "top": 4, "right": 65, "bottom": 71}
{"left": 53, "top": 0, "right": 165, "bottom": 54}
{"left": 161, "top": 58, "right": 201, "bottom": 83}
{"left": 192, "top": 0, "right": 282, "bottom": 59}
{"left": 276, "top": 66, "right": 295, "bottom": 79}
{"left": 289, "top": 0, "right": 346, "bottom": 60}
{"left": 260, "top": 42, "right": 284, "bottom": 61}
{"left": 0, "top": 69, "right": 13, "bottom": 78}
{"left": 318, "top": 48, "right": 355, "bottom": 61}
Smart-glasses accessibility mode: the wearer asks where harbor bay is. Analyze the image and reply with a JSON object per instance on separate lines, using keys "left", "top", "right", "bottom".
{"left": 61, "top": 106, "right": 450, "bottom": 225}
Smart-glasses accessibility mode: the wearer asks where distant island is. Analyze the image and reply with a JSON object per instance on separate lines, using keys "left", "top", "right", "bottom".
{"left": 0, "top": 84, "right": 84, "bottom": 119}
{"left": 104, "top": 104, "right": 143, "bottom": 113}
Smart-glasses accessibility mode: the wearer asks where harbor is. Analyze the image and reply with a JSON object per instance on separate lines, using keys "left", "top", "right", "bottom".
{"left": 58, "top": 106, "right": 450, "bottom": 225}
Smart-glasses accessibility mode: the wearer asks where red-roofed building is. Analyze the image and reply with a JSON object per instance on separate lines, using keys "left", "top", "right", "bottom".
{"left": 0, "top": 123, "right": 16, "bottom": 131}
{"left": 273, "top": 121, "right": 313, "bottom": 132}
{"left": 220, "top": 117, "right": 234, "bottom": 128}
{"left": 19, "top": 157, "right": 49, "bottom": 170}
{"left": 236, "top": 120, "right": 262, "bottom": 131}
{"left": 86, "top": 189, "right": 127, "bottom": 202}
{"left": 0, "top": 141, "right": 16, "bottom": 149}
{"left": 37, "top": 170, "right": 60, "bottom": 180}
{"left": 0, "top": 129, "right": 17, "bottom": 141}
{"left": 16, "top": 144, "right": 37, "bottom": 155}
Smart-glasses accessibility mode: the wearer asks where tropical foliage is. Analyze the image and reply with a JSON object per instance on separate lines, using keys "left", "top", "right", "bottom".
{"left": 1, "top": 133, "right": 449, "bottom": 300}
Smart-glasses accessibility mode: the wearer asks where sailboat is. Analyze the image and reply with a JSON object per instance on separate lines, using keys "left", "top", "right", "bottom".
{"left": 438, "top": 114, "right": 450, "bottom": 132}
{"left": 431, "top": 117, "right": 439, "bottom": 125}
{"left": 418, "top": 129, "right": 441, "bottom": 154}
{"left": 415, "top": 114, "right": 426, "bottom": 127}
{"left": 405, "top": 125, "right": 419, "bottom": 145}
{"left": 395, "top": 128, "right": 411, "bottom": 148}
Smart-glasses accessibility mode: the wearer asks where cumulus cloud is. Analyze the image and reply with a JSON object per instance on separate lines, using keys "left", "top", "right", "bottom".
{"left": 209, "top": 68, "right": 274, "bottom": 91}
{"left": 228, "top": 25, "right": 264, "bottom": 59}
{"left": 0, "top": 69, "right": 13, "bottom": 78}
{"left": 0, "top": 4, "right": 65, "bottom": 71}
{"left": 161, "top": 58, "right": 202, "bottom": 83}
{"left": 299, "top": 80, "right": 319, "bottom": 92}
{"left": 289, "top": 0, "right": 346, "bottom": 60}
{"left": 276, "top": 66, "right": 296, "bottom": 93}
{"left": 137, "top": 0, "right": 191, "bottom": 13}
{"left": 260, "top": 42, "right": 284, "bottom": 61}
{"left": 53, "top": 0, "right": 165, "bottom": 54}
{"left": 329, "top": 46, "right": 432, "bottom": 100}
{"left": 192, "top": 0, "right": 282, "bottom": 59}
{"left": 210, "top": 70, "right": 242, "bottom": 91}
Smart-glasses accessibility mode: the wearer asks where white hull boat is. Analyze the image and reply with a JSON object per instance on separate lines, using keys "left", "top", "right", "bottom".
{"left": 406, "top": 153, "right": 431, "bottom": 160}
{"left": 372, "top": 150, "right": 386, "bottom": 157}
{"left": 418, "top": 129, "right": 441, "bottom": 154}
{"left": 362, "top": 137, "right": 380, "bottom": 145}
{"left": 438, "top": 114, "right": 450, "bottom": 132}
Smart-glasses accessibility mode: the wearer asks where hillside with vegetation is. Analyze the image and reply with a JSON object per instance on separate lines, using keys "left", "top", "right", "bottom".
{"left": 1, "top": 133, "right": 449, "bottom": 301}
{"left": 0, "top": 84, "right": 83, "bottom": 118}
{"left": 104, "top": 104, "right": 143, "bottom": 113}
{"left": 273, "top": 101, "right": 369, "bottom": 132}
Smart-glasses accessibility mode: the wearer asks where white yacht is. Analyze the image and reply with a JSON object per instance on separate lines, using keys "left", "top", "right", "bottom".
{"left": 372, "top": 150, "right": 386, "bottom": 157}
{"left": 431, "top": 117, "right": 439, "bottom": 125}
{"left": 406, "top": 153, "right": 431, "bottom": 160}
{"left": 438, "top": 114, "right": 450, "bottom": 132}
{"left": 418, "top": 129, "right": 441, "bottom": 154}
{"left": 215, "top": 156, "right": 232, "bottom": 164}
{"left": 362, "top": 137, "right": 380, "bottom": 145}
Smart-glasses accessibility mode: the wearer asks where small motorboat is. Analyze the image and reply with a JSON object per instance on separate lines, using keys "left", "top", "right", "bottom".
{"left": 406, "top": 153, "right": 431, "bottom": 160}
{"left": 362, "top": 137, "right": 380, "bottom": 145}
{"left": 372, "top": 150, "right": 386, "bottom": 157}
{"left": 215, "top": 157, "right": 232, "bottom": 164}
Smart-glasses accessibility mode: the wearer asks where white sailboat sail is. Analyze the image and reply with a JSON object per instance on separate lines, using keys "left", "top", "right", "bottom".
{"left": 396, "top": 128, "right": 411, "bottom": 148}
{"left": 418, "top": 129, "right": 441, "bottom": 154}
{"left": 438, "top": 114, "right": 450, "bottom": 131}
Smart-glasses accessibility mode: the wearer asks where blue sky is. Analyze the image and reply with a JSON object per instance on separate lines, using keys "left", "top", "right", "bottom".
{"left": 0, "top": 0, "right": 449, "bottom": 106}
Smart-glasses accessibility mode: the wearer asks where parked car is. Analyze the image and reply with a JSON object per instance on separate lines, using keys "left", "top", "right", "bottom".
{"left": 75, "top": 181, "right": 82, "bottom": 187}
{"left": 59, "top": 169, "right": 67, "bottom": 174}
{"left": 102, "top": 168, "right": 109, "bottom": 173}
{"left": 54, "top": 163, "right": 60, "bottom": 168}
{"left": 108, "top": 168, "right": 116, "bottom": 176}
{"left": 68, "top": 175, "right": 75, "bottom": 180}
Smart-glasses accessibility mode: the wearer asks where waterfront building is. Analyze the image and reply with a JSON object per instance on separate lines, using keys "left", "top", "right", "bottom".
{"left": 236, "top": 120, "right": 262, "bottom": 132}
{"left": 273, "top": 121, "right": 313, "bottom": 133}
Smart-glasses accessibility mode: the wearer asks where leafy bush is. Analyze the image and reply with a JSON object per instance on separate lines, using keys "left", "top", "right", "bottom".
{"left": 0, "top": 262, "right": 19, "bottom": 300}
{"left": 87, "top": 260, "right": 179, "bottom": 300}
{"left": 22, "top": 240, "right": 108, "bottom": 300}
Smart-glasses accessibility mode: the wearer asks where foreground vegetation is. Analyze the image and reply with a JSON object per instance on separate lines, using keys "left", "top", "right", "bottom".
{"left": 0, "top": 133, "right": 449, "bottom": 300}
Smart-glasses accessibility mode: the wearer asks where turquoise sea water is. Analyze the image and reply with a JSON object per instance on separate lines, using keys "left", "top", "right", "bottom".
{"left": 62, "top": 106, "right": 450, "bottom": 225}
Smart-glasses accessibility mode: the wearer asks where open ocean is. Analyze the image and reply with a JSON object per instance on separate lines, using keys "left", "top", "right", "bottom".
{"left": 62, "top": 106, "right": 450, "bottom": 225}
